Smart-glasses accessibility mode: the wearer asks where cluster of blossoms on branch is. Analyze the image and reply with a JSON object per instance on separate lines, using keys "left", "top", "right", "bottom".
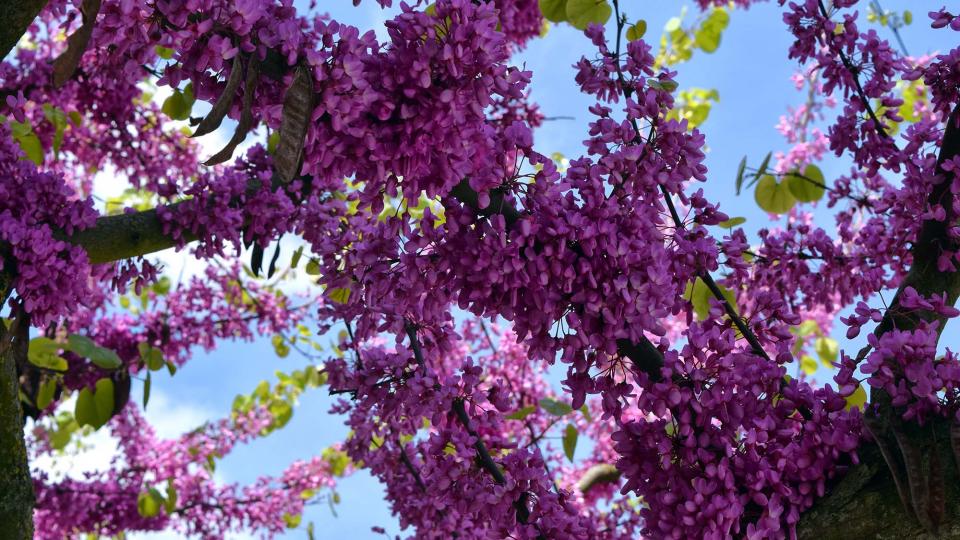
{"left": 3, "top": 0, "right": 960, "bottom": 538}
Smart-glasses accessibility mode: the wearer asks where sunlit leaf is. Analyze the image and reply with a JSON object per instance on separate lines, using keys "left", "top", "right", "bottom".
{"left": 539, "top": 0, "right": 567, "bottom": 22}
{"left": 506, "top": 405, "right": 537, "bottom": 420}
{"left": 754, "top": 175, "right": 796, "bottom": 214}
{"left": 28, "top": 337, "right": 67, "bottom": 371}
{"left": 67, "top": 334, "right": 122, "bottom": 369}
{"left": 800, "top": 355, "right": 818, "bottom": 375}
{"left": 718, "top": 217, "right": 746, "bottom": 229}
{"left": 845, "top": 384, "right": 868, "bottom": 410}
{"left": 539, "top": 397, "right": 573, "bottom": 416}
{"left": 563, "top": 424, "right": 578, "bottom": 461}
{"left": 626, "top": 20, "right": 647, "bottom": 41}
{"left": 566, "top": 0, "right": 612, "bottom": 30}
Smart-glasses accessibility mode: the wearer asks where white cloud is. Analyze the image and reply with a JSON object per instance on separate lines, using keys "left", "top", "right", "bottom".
{"left": 139, "top": 389, "right": 216, "bottom": 439}
{"left": 30, "top": 390, "right": 216, "bottom": 481}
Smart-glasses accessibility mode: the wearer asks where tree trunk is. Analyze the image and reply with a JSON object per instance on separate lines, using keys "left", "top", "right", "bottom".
{"left": 0, "top": 315, "right": 34, "bottom": 539}
{"left": 798, "top": 419, "right": 960, "bottom": 539}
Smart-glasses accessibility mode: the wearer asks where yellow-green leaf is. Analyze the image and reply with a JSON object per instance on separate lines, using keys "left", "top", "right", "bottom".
{"left": 754, "top": 174, "right": 796, "bottom": 214}
{"left": 36, "top": 378, "right": 57, "bottom": 410}
{"left": 566, "top": 0, "right": 612, "bottom": 30}
{"left": 161, "top": 90, "right": 191, "bottom": 121}
{"left": 800, "top": 355, "right": 818, "bottom": 375}
{"left": 718, "top": 217, "right": 746, "bottom": 229}
{"left": 138, "top": 342, "right": 165, "bottom": 371}
{"left": 93, "top": 378, "right": 115, "bottom": 428}
{"left": 506, "top": 405, "right": 537, "bottom": 420}
{"left": 67, "top": 334, "right": 122, "bottom": 369}
{"left": 28, "top": 337, "right": 67, "bottom": 371}
{"left": 845, "top": 384, "right": 868, "bottom": 410}
{"left": 327, "top": 287, "right": 351, "bottom": 304}
{"left": 785, "top": 164, "right": 826, "bottom": 203}
{"left": 815, "top": 337, "right": 839, "bottom": 366}
{"left": 137, "top": 491, "right": 161, "bottom": 518}
{"left": 539, "top": 397, "right": 573, "bottom": 416}
{"left": 563, "top": 424, "right": 578, "bottom": 462}
{"left": 539, "top": 0, "right": 567, "bottom": 23}
{"left": 626, "top": 20, "right": 647, "bottom": 41}
{"left": 75, "top": 387, "right": 97, "bottom": 428}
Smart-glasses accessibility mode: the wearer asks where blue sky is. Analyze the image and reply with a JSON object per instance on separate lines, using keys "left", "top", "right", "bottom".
{"left": 66, "top": 1, "right": 959, "bottom": 538}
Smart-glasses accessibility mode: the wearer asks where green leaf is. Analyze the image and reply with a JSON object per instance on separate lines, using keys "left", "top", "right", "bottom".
{"left": 137, "top": 490, "right": 161, "bottom": 518}
{"left": 327, "top": 287, "right": 351, "bottom": 304}
{"left": 647, "top": 78, "right": 679, "bottom": 92}
{"left": 664, "top": 17, "right": 682, "bottom": 33}
{"left": 16, "top": 131, "right": 43, "bottom": 165}
{"left": 800, "top": 355, "right": 818, "bottom": 375}
{"left": 93, "top": 378, "right": 115, "bottom": 428}
{"left": 161, "top": 90, "right": 191, "bottom": 121}
{"left": 580, "top": 404, "right": 592, "bottom": 422}
{"left": 75, "top": 387, "right": 97, "bottom": 428}
{"left": 270, "top": 400, "right": 293, "bottom": 428}
{"left": 539, "top": 397, "right": 573, "bottom": 416}
{"left": 36, "top": 377, "right": 57, "bottom": 410}
{"left": 138, "top": 342, "right": 165, "bottom": 371}
{"left": 539, "top": 0, "right": 567, "bottom": 22}
{"left": 563, "top": 424, "right": 579, "bottom": 461}
{"left": 684, "top": 278, "right": 711, "bottom": 320}
{"left": 756, "top": 151, "right": 772, "bottom": 177}
{"left": 735, "top": 155, "right": 747, "bottom": 195}
{"left": 155, "top": 46, "right": 174, "bottom": 59}
{"left": 323, "top": 448, "right": 351, "bottom": 476}
{"left": 143, "top": 371, "right": 152, "bottom": 409}
{"left": 693, "top": 8, "right": 729, "bottom": 53}
{"left": 164, "top": 481, "right": 178, "bottom": 513}
{"left": 28, "top": 337, "right": 67, "bottom": 371}
{"left": 565, "top": 0, "right": 612, "bottom": 30}
{"left": 684, "top": 277, "right": 736, "bottom": 320}
{"left": 845, "top": 384, "right": 868, "bottom": 410}
{"left": 718, "top": 217, "right": 746, "bottom": 229}
{"left": 754, "top": 174, "right": 796, "bottom": 214}
{"left": 626, "top": 20, "right": 647, "bottom": 41}
{"left": 283, "top": 512, "right": 302, "bottom": 528}
{"left": 271, "top": 335, "right": 291, "bottom": 358}
{"left": 67, "top": 334, "right": 122, "bottom": 369}
{"left": 505, "top": 405, "right": 537, "bottom": 420}
{"left": 42, "top": 104, "right": 67, "bottom": 157}
{"left": 785, "top": 164, "right": 826, "bottom": 203}
{"left": 793, "top": 320, "right": 820, "bottom": 337}
{"left": 305, "top": 259, "right": 321, "bottom": 275}
{"left": 903, "top": 10, "right": 912, "bottom": 25}
{"left": 290, "top": 246, "right": 304, "bottom": 268}
{"left": 815, "top": 337, "right": 839, "bottom": 366}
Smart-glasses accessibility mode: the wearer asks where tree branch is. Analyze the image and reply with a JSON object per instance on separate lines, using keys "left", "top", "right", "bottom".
{"left": 0, "top": 0, "right": 47, "bottom": 61}
{"left": 0, "top": 308, "right": 35, "bottom": 540}
{"left": 799, "top": 104, "right": 960, "bottom": 535}
{"left": 65, "top": 204, "right": 194, "bottom": 264}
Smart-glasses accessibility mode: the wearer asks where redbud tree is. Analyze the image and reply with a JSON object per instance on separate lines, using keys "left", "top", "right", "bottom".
{"left": 0, "top": 0, "right": 959, "bottom": 538}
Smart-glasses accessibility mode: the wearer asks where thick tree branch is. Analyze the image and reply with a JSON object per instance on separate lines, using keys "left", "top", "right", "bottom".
{"left": 65, "top": 204, "right": 194, "bottom": 264}
{"left": 0, "top": 308, "right": 35, "bottom": 540}
{"left": 799, "top": 104, "right": 960, "bottom": 535}
{"left": 0, "top": 0, "right": 47, "bottom": 61}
